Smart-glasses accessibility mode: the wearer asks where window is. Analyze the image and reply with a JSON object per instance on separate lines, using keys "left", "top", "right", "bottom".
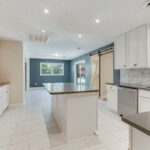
{"left": 40, "top": 63, "right": 64, "bottom": 76}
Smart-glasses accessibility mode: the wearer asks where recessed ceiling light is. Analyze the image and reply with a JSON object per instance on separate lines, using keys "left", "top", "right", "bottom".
{"left": 41, "top": 30, "right": 45, "bottom": 33}
{"left": 55, "top": 54, "right": 59, "bottom": 57}
{"left": 78, "top": 34, "right": 82, "bottom": 38}
{"left": 95, "top": 19, "right": 100, "bottom": 23}
{"left": 44, "top": 9, "right": 49, "bottom": 14}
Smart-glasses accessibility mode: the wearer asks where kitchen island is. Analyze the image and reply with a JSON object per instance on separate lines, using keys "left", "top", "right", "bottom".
{"left": 44, "top": 83, "right": 99, "bottom": 142}
{"left": 122, "top": 112, "right": 150, "bottom": 150}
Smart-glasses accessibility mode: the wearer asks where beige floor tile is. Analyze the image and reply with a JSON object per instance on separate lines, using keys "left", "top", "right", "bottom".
{"left": 107, "top": 141, "right": 129, "bottom": 150}
{"left": 84, "top": 136, "right": 105, "bottom": 149}
{"left": 13, "top": 126, "right": 31, "bottom": 135}
{"left": 0, "top": 136, "right": 11, "bottom": 147}
{"left": 29, "top": 136, "right": 50, "bottom": 150}
{"left": 0, "top": 142, "right": 28, "bottom": 150}
{"left": 51, "top": 141, "right": 89, "bottom": 150}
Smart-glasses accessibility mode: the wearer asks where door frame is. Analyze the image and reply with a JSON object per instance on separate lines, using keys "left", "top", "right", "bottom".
{"left": 74, "top": 60, "right": 85, "bottom": 84}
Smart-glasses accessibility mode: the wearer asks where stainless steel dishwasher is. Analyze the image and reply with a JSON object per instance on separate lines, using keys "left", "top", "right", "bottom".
{"left": 118, "top": 87, "right": 138, "bottom": 116}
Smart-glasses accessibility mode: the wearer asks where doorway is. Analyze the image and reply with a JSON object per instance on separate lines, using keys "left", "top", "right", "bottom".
{"left": 74, "top": 60, "right": 86, "bottom": 85}
{"left": 100, "top": 52, "right": 113, "bottom": 100}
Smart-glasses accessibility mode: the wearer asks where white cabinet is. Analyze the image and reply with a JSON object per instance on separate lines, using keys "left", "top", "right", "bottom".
{"left": 106, "top": 84, "right": 118, "bottom": 112}
{"left": 0, "top": 85, "right": 9, "bottom": 115}
{"left": 138, "top": 89, "right": 150, "bottom": 113}
{"left": 127, "top": 29, "right": 138, "bottom": 68}
{"left": 137, "top": 25, "right": 147, "bottom": 68}
{"left": 115, "top": 24, "right": 150, "bottom": 69}
{"left": 115, "top": 34, "right": 127, "bottom": 69}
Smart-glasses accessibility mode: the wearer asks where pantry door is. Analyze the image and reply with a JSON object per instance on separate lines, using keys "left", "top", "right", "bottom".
{"left": 100, "top": 52, "right": 113, "bottom": 100}
{"left": 90, "top": 54, "right": 100, "bottom": 90}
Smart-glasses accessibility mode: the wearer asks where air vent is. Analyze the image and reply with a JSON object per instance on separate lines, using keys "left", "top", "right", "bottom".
{"left": 143, "top": 0, "right": 150, "bottom": 8}
{"left": 28, "top": 34, "right": 49, "bottom": 43}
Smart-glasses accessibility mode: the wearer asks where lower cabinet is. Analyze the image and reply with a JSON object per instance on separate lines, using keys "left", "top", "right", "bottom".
{"left": 0, "top": 85, "right": 9, "bottom": 115}
{"left": 106, "top": 84, "right": 118, "bottom": 112}
{"left": 130, "top": 127, "right": 150, "bottom": 150}
{"left": 138, "top": 90, "right": 150, "bottom": 113}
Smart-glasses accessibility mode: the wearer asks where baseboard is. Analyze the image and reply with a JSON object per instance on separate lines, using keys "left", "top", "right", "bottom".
{"left": 29, "top": 87, "right": 45, "bottom": 90}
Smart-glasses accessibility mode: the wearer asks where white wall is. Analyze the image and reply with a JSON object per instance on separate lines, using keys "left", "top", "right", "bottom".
{"left": 0, "top": 40, "right": 23, "bottom": 104}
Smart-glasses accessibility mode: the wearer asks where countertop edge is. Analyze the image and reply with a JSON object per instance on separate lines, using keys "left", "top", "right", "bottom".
{"left": 0, "top": 83, "right": 10, "bottom": 87}
{"left": 122, "top": 117, "right": 150, "bottom": 136}
{"left": 49, "top": 90, "right": 99, "bottom": 95}
{"left": 106, "top": 83, "right": 150, "bottom": 90}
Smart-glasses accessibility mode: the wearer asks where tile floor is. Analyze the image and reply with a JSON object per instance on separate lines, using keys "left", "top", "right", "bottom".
{"left": 0, "top": 89, "right": 129, "bottom": 150}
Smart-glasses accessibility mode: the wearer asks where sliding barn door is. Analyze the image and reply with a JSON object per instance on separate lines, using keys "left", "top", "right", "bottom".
{"left": 90, "top": 54, "right": 100, "bottom": 90}
{"left": 100, "top": 52, "right": 113, "bottom": 100}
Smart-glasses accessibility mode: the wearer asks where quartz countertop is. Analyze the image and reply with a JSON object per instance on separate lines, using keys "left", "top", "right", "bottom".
{"left": 43, "top": 83, "right": 99, "bottom": 95}
{"left": 0, "top": 82, "right": 10, "bottom": 87}
{"left": 106, "top": 82, "right": 150, "bottom": 90}
{"left": 122, "top": 112, "right": 150, "bottom": 136}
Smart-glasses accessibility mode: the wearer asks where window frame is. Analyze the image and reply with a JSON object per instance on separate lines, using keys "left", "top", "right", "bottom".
{"left": 40, "top": 62, "right": 64, "bottom": 76}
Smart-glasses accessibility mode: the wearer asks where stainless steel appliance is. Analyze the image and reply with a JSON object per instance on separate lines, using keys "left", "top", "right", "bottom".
{"left": 118, "top": 87, "right": 138, "bottom": 116}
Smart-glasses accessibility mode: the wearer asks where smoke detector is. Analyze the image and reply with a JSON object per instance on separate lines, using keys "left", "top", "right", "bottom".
{"left": 28, "top": 33, "right": 49, "bottom": 43}
{"left": 143, "top": 0, "right": 150, "bottom": 8}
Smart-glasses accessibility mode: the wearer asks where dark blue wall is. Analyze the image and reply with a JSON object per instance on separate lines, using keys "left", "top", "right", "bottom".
{"left": 70, "top": 43, "right": 120, "bottom": 86}
{"left": 30, "top": 59, "right": 71, "bottom": 87}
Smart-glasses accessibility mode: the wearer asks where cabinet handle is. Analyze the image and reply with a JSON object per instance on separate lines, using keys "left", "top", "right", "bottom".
{"left": 133, "top": 64, "right": 137, "bottom": 66}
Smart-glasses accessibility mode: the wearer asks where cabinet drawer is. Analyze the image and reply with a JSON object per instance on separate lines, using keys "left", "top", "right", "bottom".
{"left": 139, "top": 97, "right": 150, "bottom": 113}
{"left": 106, "top": 85, "right": 118, "bottom": 91}
{"left": 139, "top": 90, "right": 150, "bottom": 98}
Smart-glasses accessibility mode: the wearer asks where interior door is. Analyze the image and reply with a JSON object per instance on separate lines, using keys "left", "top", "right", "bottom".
{"left": 75, "top": 61, "right": 86, "bottom": 85}
{"left": 100, "top": 52, "right": 113, "bottom": 100}
{"left": 90, "top": 54, "right": 99, "bottom": 90}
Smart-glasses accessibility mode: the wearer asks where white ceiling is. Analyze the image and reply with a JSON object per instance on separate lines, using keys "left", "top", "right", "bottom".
{"left": 0, "top": 0, "right": 150, "bottom": 60}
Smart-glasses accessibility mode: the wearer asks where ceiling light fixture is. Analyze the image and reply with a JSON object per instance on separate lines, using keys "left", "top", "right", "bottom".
{"left": 41, "top": 30, "right": 45, "bottom": 33}
{"left": 44, "top": 8, "right": 49, "bottom": 14}
{"left": 78, "top": 34, "right": 82, "bottom": 38}
{"left": 55, "top": 54, "right": 59, "bottom": 57}
{"left": 95, "top": 19, "right": 100, "bottom": 23}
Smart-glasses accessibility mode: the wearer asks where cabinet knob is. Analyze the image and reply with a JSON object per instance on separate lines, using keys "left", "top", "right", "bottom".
{"left": 124, "top": 65, "right": 126, "bottom": 67}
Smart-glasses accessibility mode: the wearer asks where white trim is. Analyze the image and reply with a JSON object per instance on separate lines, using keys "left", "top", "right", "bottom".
{"left": 74, "top": 60, "right": 85, "bottom": 84}
{"left": 40, "top": 62, "right": 64, "bottom": 76}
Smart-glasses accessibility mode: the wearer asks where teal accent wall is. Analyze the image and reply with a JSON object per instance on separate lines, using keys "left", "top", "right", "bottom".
{"left": 30, "top": 58, "right": 71, "bottom": 87}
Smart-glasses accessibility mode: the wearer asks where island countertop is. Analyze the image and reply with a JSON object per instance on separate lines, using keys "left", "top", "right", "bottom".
{"left": 122, "top": 112, "right": 150, "bottom": 136}
{"left": 43, "top": 83, "right": 99, "bottom": 95}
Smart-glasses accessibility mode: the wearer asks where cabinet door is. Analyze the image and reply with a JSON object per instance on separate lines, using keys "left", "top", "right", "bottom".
{"left": 115, "top": 34, "right": 127, "bottom": 69}
{"left": 137, "top": 25, "right": 147, "bottom": 68}
{"left": 107, "top": 90, "right": 118, "bottom": 112}
{"left": 0, "top": 94, "right": 2, "bottom": 115}
{"left": 139, "top": 97, "right": 150, "bottom": 113}
{"left": 127, "top": 29, "right": 138, "bottom": 68}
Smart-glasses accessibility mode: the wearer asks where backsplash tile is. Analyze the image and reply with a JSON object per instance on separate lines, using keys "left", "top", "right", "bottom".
{"left": 120, "top": 69, "right": 150, "bottom": 85}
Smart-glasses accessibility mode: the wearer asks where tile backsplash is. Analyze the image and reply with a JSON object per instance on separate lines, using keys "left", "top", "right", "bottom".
{"left": 120, "top": 69, "right": 150, "bottom": 85}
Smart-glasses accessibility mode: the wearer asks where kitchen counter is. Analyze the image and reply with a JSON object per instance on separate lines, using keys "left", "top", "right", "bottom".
{"left": 44, "top": 82, "right": 99, "bottom": 141}
{"left": 122, "top": 112, "right": 150, "bottom": 150}
{"left": 107, "top": 82, "right": 150, "bottom": 90}
{"left": 0, "top": 82, "right": 10, "bottom": 87}
{"left": 122, "top": 112, "right": 150, "bottom": 136}
{"left": 43, "top": 83, "right": 99, "bottom": 95}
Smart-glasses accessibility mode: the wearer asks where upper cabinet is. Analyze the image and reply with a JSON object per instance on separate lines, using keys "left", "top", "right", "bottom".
{"left": 115, "top": 25, "right": 150, "bottom": 69}
{"left": 115, "top": 34, "right": 127, "bottom": 69}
